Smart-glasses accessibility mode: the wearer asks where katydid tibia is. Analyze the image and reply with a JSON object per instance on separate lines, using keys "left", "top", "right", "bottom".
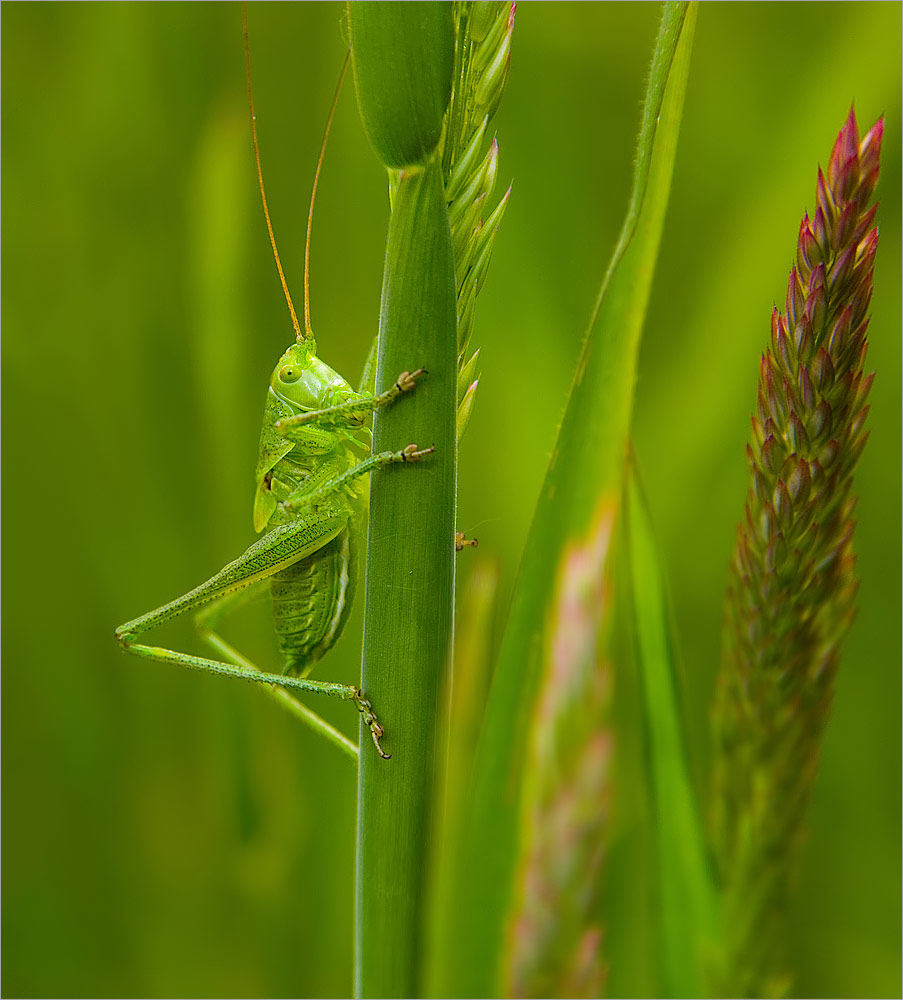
{"left": 115, "top": 21, "right": 445, "bottom": 760}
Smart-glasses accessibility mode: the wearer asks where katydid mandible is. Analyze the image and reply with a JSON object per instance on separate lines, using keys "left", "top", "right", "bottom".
{"left": 115, "top": 25, "right": 430, "bottom": 760}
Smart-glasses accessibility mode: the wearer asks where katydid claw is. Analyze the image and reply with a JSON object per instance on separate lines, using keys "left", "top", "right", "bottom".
{"left": 455, "top": 532, "right": 479, "bottom": 551}
{"left": 401, "top": 443, "right": 435, "bottom": 462}
{"left": 368, "top": 721, "right": 391, "bottom": 759}
{"left": 353, "top": 688, "right": 391, "bottom": 759}
{"left": 395, "top": 368, "right": 427, "bottom": 393}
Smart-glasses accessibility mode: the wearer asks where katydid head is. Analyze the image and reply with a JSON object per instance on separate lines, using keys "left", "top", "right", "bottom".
{"left": 270, "top": 342, "right": 354, "bottom": 413}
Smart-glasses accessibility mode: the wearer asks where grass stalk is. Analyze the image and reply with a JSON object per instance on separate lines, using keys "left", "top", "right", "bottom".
{"left": 354, "top": 157, "right": 458, "bottom": 999}
{"left": 348, "top": 8, "right": 509, "bottom": 995}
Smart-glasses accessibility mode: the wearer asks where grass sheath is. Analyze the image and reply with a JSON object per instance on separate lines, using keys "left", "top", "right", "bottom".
{"left": 712, "top": 109, "right": 883, "bottom": 998}
{"left": 348, "top": 4, "right": 454, "bottom": 169}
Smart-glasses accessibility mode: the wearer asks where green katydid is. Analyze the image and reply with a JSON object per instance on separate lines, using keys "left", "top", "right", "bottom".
{"left": 115, "top": 25, "right": 439, "bottom": 760}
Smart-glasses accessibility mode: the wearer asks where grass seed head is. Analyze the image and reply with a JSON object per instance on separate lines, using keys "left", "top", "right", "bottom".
{"left": 712, "top": 107, "right": 883, "bottom": 997}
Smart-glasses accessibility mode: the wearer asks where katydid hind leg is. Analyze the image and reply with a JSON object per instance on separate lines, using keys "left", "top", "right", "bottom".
{"left": 115, "top": 519, "right": 390, "bottom": 757}
{"left": 193, "top": 578, "right": 268, "bottom": 635}
{"left": 115, "top": 516, "right": 392, "bottom": 757}
{"left": 115, "top": 513, "right": 348, "bottom": 644}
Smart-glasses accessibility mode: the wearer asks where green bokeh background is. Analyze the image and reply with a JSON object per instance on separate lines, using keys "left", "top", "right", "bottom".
{"left": 3, "top": 4, "right": 899, "bottom": 997}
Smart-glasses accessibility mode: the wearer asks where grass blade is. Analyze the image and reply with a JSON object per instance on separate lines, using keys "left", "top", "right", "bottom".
{"left": 626, "top": 466, "right": 719, "bottom": 997}
{"left": 444, "top": 5, "right": 697, "bottom": 995}
{"left": 426, "top": 558, "right": 500, "bottom": 995}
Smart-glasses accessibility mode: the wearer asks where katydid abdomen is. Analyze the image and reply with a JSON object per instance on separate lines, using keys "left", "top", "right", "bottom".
{"left": 271, "top": 527, "right": 358, "bottom": 677}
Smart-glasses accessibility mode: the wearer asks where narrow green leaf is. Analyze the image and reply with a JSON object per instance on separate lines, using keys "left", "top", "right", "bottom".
{"left": 443, "top": 5, "right": 697, "bottom": 996}
{"left": 348, "top": 2, "right": 454, "bottom": 168}
{"left": 355, "top": 158, "right": 458, "bottom": 999}
{"left": 626, "top": 467, "right": 719, "bottom": 997}
{"left": 427, "top": 558, "right": 500, "bottom": 997}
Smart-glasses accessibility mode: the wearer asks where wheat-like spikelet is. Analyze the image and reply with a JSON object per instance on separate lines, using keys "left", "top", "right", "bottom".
{"left": 712, "top": 108, "right": 883, "bottom": 998}
{"left": 442, "top": 0, "right": 514, "bottom": 437}
{"left": 377, "top": 4, "right": 511, "bottom": 441}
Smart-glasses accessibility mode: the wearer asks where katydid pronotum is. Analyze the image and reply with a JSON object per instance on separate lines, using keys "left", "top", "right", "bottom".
{"left": 115, "top": 21, "right": 465, "bottom": 760}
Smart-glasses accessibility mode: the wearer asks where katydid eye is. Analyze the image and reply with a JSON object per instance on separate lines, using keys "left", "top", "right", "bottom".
{"left": 280, "top": 365, "right": 301, "bottom": 383}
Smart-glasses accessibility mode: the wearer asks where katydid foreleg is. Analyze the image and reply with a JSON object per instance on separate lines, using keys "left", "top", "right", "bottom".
{"left": 274, "top": 368, "right": 427, "bottom": 435}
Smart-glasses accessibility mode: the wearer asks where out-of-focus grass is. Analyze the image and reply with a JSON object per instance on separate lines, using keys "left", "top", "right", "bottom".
{"left": 443, "top": 9, "right": 696, "bottom": 994}
{"left": 2, "top": 4, "right": 899, "bottom": 997}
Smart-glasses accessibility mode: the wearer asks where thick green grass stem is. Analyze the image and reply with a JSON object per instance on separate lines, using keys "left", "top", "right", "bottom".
{"left": 354, "top": 158, "right": 458, "bottom": 999}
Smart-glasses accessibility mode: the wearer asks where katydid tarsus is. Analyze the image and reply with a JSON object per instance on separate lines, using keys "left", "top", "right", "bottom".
{"left": 115, "top": 18, "right": 442, "bottom": 760}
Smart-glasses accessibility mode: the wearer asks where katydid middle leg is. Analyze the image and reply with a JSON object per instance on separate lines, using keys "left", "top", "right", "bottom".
{"left": 278, "top": 443, "right": 435, "bottom": 515}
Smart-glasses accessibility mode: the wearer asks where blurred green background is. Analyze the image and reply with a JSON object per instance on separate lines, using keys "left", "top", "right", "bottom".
{"left": 3, "top": 3, "right": 899, "bottom": 997}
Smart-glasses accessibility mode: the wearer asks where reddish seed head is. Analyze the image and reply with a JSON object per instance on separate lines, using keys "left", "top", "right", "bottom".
{"left": 773, "top": 478, "right": 792, "bottom": 528}
{"left": 827, "top": 305, "right": 853, "bottom": 355}
{"left": 786, "top": 267, "right": 804, "bottom": 325}
{"left": 829, "top": 244, "right": 857, "bottom": 292}
{"left": 835, "top": 154, "right": 859, "bottom": 204}
{"left": 828, "top": 107, "right": 860, "bottom": 185}
{"left": 833, "top": 201, "right": 858, "bottom": 250}
{"left": 816, "top": 167, "right": 834, "bottom": 219}
{"left": 804, "top": 279, "right": 827, "bottom": 337}
{"left": 859, "top": 118, "right": 884, "bottom": 200}
{"left": 786, "top": 458, "right": 812, "bottom": 505}
{"left": 808, "top": 260, "right": 826, "bottom": 295}
{"left": 855, "top": 371, "right": 876, "bottom": 409}
{"left": 853, "top": 203, "right": 878, "bottom": 246}
{"left": 770, "top": 305, "right": 782, "bottom": 337}
{"left": 859, "top": 226, "right": 879, "bottom": 263}
{"left": 811, "top": 205, "right": 829, "bottom": 251}
{"left": 797, "top": 215, "right": 821, "bottom": 272}
{"left": 774, "top": 322, "right": 793, "bottom": 370}
{"left": 849, "top": 281, "right": 873, "bottom": 328}
{"left": 818, "top": 438, "right": 840, "bottom": 470}
{"left": 861, "top": 115, "right": 884, "bottom": 158}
